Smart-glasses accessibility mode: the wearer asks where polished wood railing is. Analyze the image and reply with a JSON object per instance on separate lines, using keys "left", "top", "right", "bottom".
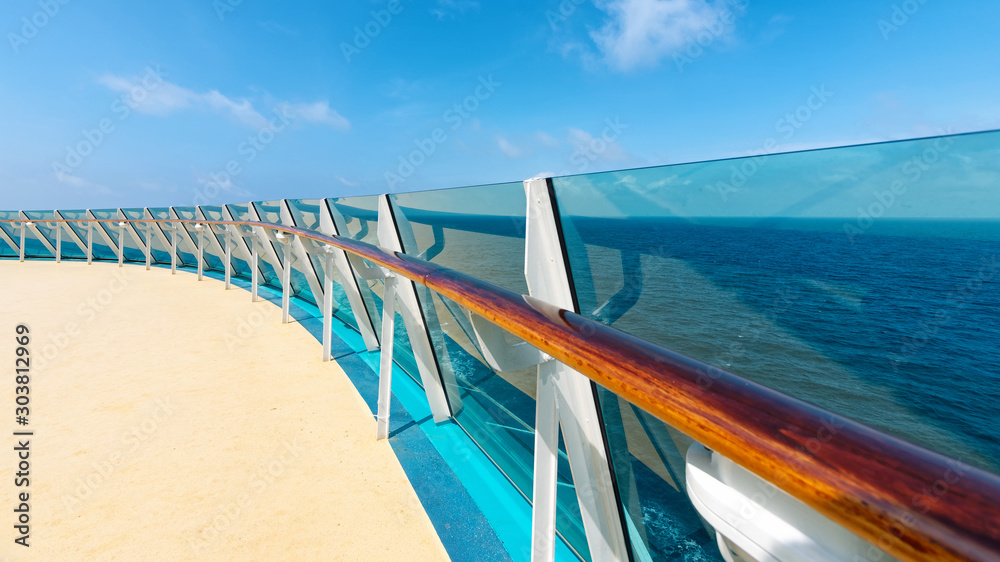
{"left": 5, "top": 217, "right": 1000, "bottom": 561}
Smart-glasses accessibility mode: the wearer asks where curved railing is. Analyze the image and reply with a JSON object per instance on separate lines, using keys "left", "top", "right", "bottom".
{"left": 3, "top": 215, "right": 999, "bottom": 561}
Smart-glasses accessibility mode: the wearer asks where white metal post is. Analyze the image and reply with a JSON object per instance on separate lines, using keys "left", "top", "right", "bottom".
{"left": 376, "top": 274, "right": 398, "bottom": 440}
{"left": 195, "top": 224, "right": 205, "bottom": 280}
{"left": 523, "top": 177, "right": 630, "bottom": 562}
{"left": 87, "top": 221, "right": 93, "bottom": 265}
{"left": 321, "top": 201, "right": 380, "bottom": 351}
{"left": 377, "top": 195, "right": 453, "bottom": 423}
{"left": 53, "top": 222, "right": 62, "bottom": 263}
{"left": 277, "top": 232, "right": 293, "bottom": 323}
{"left": 19, "top": 221, "right": 27, "bottom": 262}
{"left": 118, "top": 222, "right": 126, "bottom": 267}
{"left": 532, "top": 362, "right": 561, "bottom": 562}
{"left": 251, "top": 233, "right": 259, "bottom": 302}
{"left": 322, "top": 247, "right": 335, "bottom": 362}
{"left": 223, "top": 228, "right": 232, "bottom": 289}
{"left": 170, "top": 224, "right": 178, "bottom": 274}
{"left": 145, "top": 222, "right": 152, "bottom": 270}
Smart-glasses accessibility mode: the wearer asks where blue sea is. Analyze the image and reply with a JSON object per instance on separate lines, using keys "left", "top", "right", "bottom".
{"left": 405, "top": 214, "right": 1000, "bottom": 561}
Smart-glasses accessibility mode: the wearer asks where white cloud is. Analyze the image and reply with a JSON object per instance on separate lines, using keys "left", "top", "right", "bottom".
{"left": 98, "top": 73, "right": 349, "bottom": 131}
{"left": 336, "top": 176, "right": 359, "bottom": 188}
{"left": 497, "top": 135, "right": 522, "bottom": 158}
{"left": 279, "top": 101, "right": 350, "bottom": 131}
{"left": 54, "top": 172, "right": 112, "bottom": 195}
{"left": 535, "top": 131, "right": 561, "bottom": 148}
{"left": 591, "top": 0, "right": 738, "bottom": 71}
{"left": 567, "top": 128, "right": 631, "bottom": 162}
{"left": 98, "top": 74, "right": 198, "bottom": 116}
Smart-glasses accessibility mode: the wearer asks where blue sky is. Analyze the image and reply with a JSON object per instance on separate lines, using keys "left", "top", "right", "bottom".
{"left": 1, "top": 0, "right": 998, "bottom": 211}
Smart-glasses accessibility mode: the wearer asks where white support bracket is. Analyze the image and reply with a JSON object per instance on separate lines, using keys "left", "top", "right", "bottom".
{"left": 19, "top": 212, "right": 56, "bottom": 258}
{"left": 87, "top": 210, "right": 120, "bottom": 257}
{"left": 223, "top": 227, "right": 233, "bottom": 289}
{"left": 274, "top": 231, "right": 295, "bottom": 324}
{"left": 0, "top": 221, "right": 20, "bottom": 256}
{"left": 86, "top": 220, "right": 93, "bottom": 265}
{"left": 53, "top": 211, "right": 86, "bottom": 260}
{"left": 377, "top": 194, "right": 452, "bottom": 424}
{"left": 117, "top": 221, "right": 126, "bottom": 267}
{"left": 376, "top": 273, "right": 398, "bottom": 440}
{"left": 321, "top": 247, "right": 337, "bottom": 361}
{"left": 49, "top": 221, "right": 62, "bottom": 263}
{"left": 321, "top": 201, "right": 380, "bottom": 351}
{"left": 524, "top": 177, "right": 630, "bottom": 562}
{"left": 280, "top": 200, "right": 325, "bottom": 307}
{"left": 246, "top": 202, "right": 286, "bottom": 288}
{"left": 465, "top": 310, "right": 548, "bottom": 373}
{"left": 117, "top": 210, "right": 149, "bottom": 269}
{"left": 18, "top": 221, "right": 30, "bottom": 262}
{"left": 194, "top": 223, "right": 206, "bottom": 280}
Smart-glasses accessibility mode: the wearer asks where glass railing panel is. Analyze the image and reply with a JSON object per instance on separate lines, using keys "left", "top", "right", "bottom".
{"left": 253, "top": 199, "right": 282, "bottom": 224}
{"left": 330, "top": 195, "right": 383, "bottom": 338}
{"left": 0, "top": 211, "right": 21, "bottom": 257}
{"left": 88, "top": 208, "right": 134, "bottom": 260}
{"left": 390, "top": 182, "right": 528, "bottom": 294}
{"left": 141, "top": 207, "right": 174, "bottom": 265}
{"left": 597, "top": 390, "right": 724, "bottom": 561}
{"left": 170, "top": 207, "right": 200, "bottom": 267}
{"left": 285, "top": 199, "right": 321, "bottom": 231}
{"left": 18, "top": 211, "right": 57, "bottom": 259}
{"left": 289, "top": 199, "right": 359, "bottom": 330}
{"left": 24, "top": 211, "right": 86, "bottom": 259}
{"left": 420, "top": 288, "right": 591, "bottom": 559}
{"left": 552, "top": 131, "right": 1000, "bottom": 490}
{"left": 226, "top": 204, "right": 278, "bottom": 284}
{"left": 252, "top": 201, "right": 292, "bottom": 289}
{"left": 55, "top": 209, "right": 115, "bottom": 260}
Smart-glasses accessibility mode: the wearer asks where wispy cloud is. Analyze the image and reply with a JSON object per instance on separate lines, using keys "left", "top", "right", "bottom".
{"left": 496, "top": 135, "right": 522, "bottom": 158}
{"left": 535, "top": 131, "right": 561, "bottom": 148}
{"left": 591, "top": 0, "right": 740, "bottom": 71}
{"left": 278, "top": 101, "right": 350, "bottom": 131}
{"left": 98, "top": 73, "right": 349, "bottom": 130}
{"left": 54, "top": 172, "right": 112, "bottom": 195}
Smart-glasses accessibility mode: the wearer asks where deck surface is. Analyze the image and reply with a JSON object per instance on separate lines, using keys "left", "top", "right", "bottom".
{"left": 0, "top": 260, "right": 449, "bottom": 561}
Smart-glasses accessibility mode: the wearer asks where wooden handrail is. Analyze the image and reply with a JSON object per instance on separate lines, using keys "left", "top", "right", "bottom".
{"left": 5, "top": 217, "right": 1000, "bottom": 561}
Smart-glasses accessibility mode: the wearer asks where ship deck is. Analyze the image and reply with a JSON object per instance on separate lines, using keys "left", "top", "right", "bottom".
{"left": 0, "top": 260, "right": 449, "bottom": 560}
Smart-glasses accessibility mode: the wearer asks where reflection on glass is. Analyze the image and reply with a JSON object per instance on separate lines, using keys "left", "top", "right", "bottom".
{"left": 551, "top": 130, "right": 1000, "bottom": 558}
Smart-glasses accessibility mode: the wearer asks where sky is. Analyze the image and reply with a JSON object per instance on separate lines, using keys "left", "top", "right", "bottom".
{"left": 1, "top": 0, "right": 999, "bottom": 211}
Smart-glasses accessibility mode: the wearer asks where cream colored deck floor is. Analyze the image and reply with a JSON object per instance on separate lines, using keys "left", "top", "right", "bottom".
{"left": 0, "top": 261, "right": 449, "bottom": 561}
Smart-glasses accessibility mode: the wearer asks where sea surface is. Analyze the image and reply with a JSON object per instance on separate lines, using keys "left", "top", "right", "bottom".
{"left": 402, "top": 214, "right": 1000, "bottom": 560}
{"left": 414, "top": 215, "right": 1000, "bottom": 474}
